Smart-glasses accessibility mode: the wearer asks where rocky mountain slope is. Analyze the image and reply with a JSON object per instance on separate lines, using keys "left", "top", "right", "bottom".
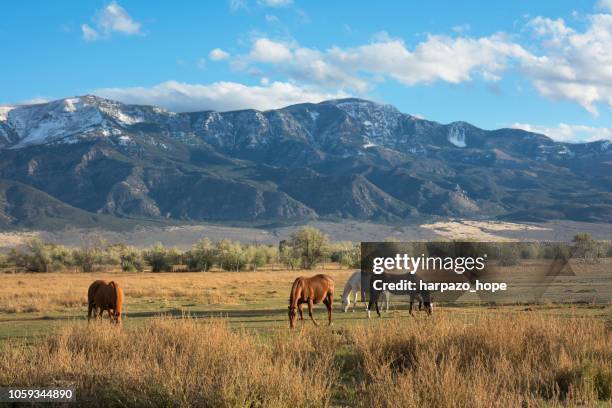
{"left": 0, "top": 95, "right": 610, "bottom": 228}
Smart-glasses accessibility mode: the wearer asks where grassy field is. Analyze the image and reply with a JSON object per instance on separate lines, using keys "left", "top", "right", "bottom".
{"left": 0, "top": 263, "right": 610, "bottom": 406}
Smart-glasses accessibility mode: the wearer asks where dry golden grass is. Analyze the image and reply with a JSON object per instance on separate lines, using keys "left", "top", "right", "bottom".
{"left": 0, "top": 314, "right": 609, "bottom": 407}
{"left": 0, "top": 318, "right": 338, "bottom": 407}
{"left": 350, "top": 314, "right": 611, "bottom": 407}
{"left": 0, "top": 265, "right": 354, "bottom": 314}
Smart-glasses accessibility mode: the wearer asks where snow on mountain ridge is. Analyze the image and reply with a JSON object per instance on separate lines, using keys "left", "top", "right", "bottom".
{"left": 448, "top": 123, "right": 467, "bottom": 147}
{"left": 0, "top": 105, "right": 16, "bottom": 122}
{"left": 0, "top": 95, "right": 183, "bottom": 147}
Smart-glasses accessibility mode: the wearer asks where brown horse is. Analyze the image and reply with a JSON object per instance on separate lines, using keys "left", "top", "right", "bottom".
{"left": 288, "top": 274, "right": 334, "bottom": 328}
{"left": 87, "top": 280, "right": 124, "bottom": 324}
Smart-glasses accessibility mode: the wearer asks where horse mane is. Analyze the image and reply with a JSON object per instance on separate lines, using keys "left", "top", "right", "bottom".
{"left": 289, "top": 277, "right": 303, "bottom": 307}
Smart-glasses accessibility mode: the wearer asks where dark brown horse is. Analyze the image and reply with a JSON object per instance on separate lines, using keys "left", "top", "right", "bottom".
{"left": 367, "top": 272, "right": 432, "bottom": 318}
{"left": 288, "top": 274, "right": 334, "bottom": 328}
{"left": 87, "top": 280, "right": 124, "bottom": 324}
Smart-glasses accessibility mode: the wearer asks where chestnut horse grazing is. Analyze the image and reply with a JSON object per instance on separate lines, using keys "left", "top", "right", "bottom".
{"left": 288, "top": 274, "right": 334, "bottom": 328}
{"left": 87, "top": 280, "right": 124, "bottom": 324}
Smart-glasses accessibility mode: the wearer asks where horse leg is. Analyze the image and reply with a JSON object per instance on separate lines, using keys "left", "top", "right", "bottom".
{"left": 329, "top": 292, "right": 333, "bottom": 325}
{"left": 88, "top": 302, "right": 93, "bottom": 322}
{"left": 360, "top": 289, "right": 367, "bottom": 310}
{"left": 409, "top": 295, "right": 414, "bottom": 315}
{"left": 367, "top": 290, "right": 377, "bottom": 319}
{"left": 425, "top": 302, "right": 432, "bottom": 315}
{"left": 324, "top": 296, "right": 332, "bottom": 326}
{"left": 298, "top": 302, "right": 304, "bottom": 320}
{"left": 384, "top": 292, "right": 390, "bottom": 312}
{"left": 307, "top": 299, "right": 318, "bottom": 326}
{"left": 353, "top": 291, "right": 359, "bottom": 312}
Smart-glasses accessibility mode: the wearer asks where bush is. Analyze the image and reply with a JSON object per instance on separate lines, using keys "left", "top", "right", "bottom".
{"left": 8, "top": 239, "right": 71, "bottom": 272}
{"left": 519, "top": 242, "right": 541, "bottom": 259}
{"left": 279, "top": 244, "right": 300, "bottom": 270}
{"left": 184, "top": 238, "right": 215, "bottom": 272}
{"left": 542, "top": 242, "right": 571, "bottom": 260}
{"left": 144, "top": 243, "right": 179, "bottom": 272}
{"left": 328, "top": 241, "right": 353, "bottom": 263}
{"left": 572, "top": 233, "right": 605, "bottom": 263}
{"left": 72, "top": 235, "right": 110, "bottom": 272}
{"left": 339, "top": 243, "right": 361, "bottom": 268}
{"left": 118, "top": 246, "right": 145, "bottom": 272}
{"left": 0, "top": 253, "right": 9, "bottom": 269}
{"left": 496, "top": 244, "right": 520, "bottom": 266}
{"left": 215, "top": 239, "right": 246, "bottom": 271}
{"left": 289, "top": 227, "right": 329, "bottom": 269}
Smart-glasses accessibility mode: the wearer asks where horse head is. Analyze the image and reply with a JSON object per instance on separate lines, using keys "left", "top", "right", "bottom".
{"left": 288, "top": 306, "right": 297, "bottom": 328}
{"left": 341, "top": 294, "right": 350, "bottom": 312}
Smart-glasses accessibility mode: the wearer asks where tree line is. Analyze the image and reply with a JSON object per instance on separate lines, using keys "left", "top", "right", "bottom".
{"left": 0, "top": 227, "right": 360, "bottom": 273}
{"left": 0, "top": 229, "right": 608, "bottom": 273}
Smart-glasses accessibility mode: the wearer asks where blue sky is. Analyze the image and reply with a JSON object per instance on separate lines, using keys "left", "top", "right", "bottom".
{"left": 2, "top": 0, "right": 612, "bottom": 142}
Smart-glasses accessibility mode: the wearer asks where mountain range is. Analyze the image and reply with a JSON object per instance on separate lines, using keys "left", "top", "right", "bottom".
{"left": 0, "top": 95, "right": 610, "bottom": 229}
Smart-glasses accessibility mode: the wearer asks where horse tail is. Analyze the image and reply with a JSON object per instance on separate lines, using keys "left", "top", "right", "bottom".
{"left": 109, "top": 281, "right": 123, "bottom": 316}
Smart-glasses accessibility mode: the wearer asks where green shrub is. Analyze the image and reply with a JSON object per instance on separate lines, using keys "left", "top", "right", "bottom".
{"left": 215, "top": 239, "right": 246, "bottom": 271}
{"left": 572, "top": 233, "right": 601, "bottom": 263}
{"left": 289, "top": 227, "right": 329, "bottom": 269}
{"left": 339, "top": 243, "right": 360, "bottom": 268}
{"left": 497, "top": 244, "right": 520, "bottom": 266}
{"left": 118, "top": 246, "right": 145, "bottom": 272}
{"left": 144, "top": 243, "right": 179, "bottom": 272}
{"left": 185, "top": 238, "right": 215, "bottom": 272}
{"left": 8, "top": 239, "right": 71, "bottom": 272}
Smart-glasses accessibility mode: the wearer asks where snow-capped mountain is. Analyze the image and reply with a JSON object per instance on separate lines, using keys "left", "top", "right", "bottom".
{"left": 0, "top": 95, "right": 190, "bottom": 148}
{"left": 0, "top": 96, "right": 610, "bottom": 228}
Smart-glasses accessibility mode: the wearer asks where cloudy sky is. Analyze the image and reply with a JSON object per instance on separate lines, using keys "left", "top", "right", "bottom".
{"left": 3, "top": 0, "right": 612, "bottom": 142}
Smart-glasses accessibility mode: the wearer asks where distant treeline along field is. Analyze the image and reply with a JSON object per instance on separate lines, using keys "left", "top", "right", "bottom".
{"left": 1, "top": 227, "right": 610, "bottom": 273}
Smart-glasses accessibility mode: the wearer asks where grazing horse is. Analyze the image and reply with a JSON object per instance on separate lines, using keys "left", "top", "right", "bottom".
{"left": 341, "top": 270, "right": 390, "bottom": 313}
{"left": 367, "top": 272, "right": 432, "bottom": 318}
{"left": 288, "top": 274, "right": 334, "bottom": 328}
{"left": 87, "top": 280, "right": 124, "bottom": 324}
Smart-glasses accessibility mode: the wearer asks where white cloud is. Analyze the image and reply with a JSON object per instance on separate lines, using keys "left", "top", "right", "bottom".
{"left": 250, "top": 38, "right": 293, "bottom": 62}
{"left": 521, "top": 14, "right": 612, "bottom": 115}
{"left": 233, "top": 9, "right": 612, "bottom": 116}
{"left": 229, "top": 0, "right": 247, "bottom": 11}
{"left": 238, "top": 35, "right": 528, "bottom": 92}
{"left": 81, "top": 24, "right": 100, "bottom": 41}
{"left": 81, "top": 1, "right": 142, "bottom": 41}
{"left": 209, "top": 48, "right": 230, "bottom": 61}
{"left": 94, "top": 80, "right": 349, "bottom": 112}
{"left": 258, "top": 0, "right": 292, "bottom": 7}
{"left": 596, "top": 0, "right": 612, "bottom": 12}
{"left": 511, "top": 122, "right": 612, "bottom": 142}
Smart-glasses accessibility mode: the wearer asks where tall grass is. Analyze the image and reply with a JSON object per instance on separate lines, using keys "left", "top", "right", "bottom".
{"left": 0, "top": 315, "right": 609, "bottom": 407}
{"left": 0, "top": 318, "right": 337, "bottom": 407}
{"left": 349, "top": 314, "right": 611, "bottom": 407}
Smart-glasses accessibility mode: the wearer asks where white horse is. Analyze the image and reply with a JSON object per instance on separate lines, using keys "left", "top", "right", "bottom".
{"left": 341, "top": 270, "right": 390, "bottom": 313}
